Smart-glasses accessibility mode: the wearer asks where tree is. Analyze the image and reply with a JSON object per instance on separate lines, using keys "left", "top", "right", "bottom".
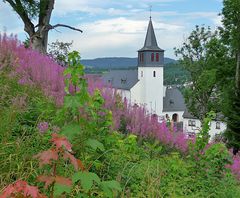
{"left": 220, "top": 0, "right": 240, "bottom": 151}
{"left": 3, "top": 0, "right": 82, "bottom": 53}
{"left": 48, "top": 40, "right": 73, "bottom": 66}
{"left": 175, "top": 26, "right": 230, "bottom": 121}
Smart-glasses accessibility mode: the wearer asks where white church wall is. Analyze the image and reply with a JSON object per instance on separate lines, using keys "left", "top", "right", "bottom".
{"left": 116, "top": 89, "right": 131, "bottom": 102}
{"left": 138, "top": 67, "right": 164, "bottom": 115}
{"left": 163, "top": 86, "right": 166, "bottom": 97}
{"left": 130, "top": 81, "right": 142, "bottom": 104}
{"left": 183, "top": 118, "right": 227, "bottom": 140}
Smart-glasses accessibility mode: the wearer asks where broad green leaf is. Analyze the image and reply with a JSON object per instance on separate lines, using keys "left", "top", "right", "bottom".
{"left": 60, "top": 124, "right": 81, "bottom": 141}
{"left": 86, "top": 138, "right": 105, "bottom": 151}
{"left": 72, "top": 172, "right": 101, "bottom": 191}
{"left": 100, "top": 180, "right": 121, "bottom": 197}
{"left": 54, "top": 184, "right": 72, "bottom": 196}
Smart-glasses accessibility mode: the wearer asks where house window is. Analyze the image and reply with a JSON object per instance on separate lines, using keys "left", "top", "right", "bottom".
{"left": 188, "top": 120, "right": 196, "bottom": 127}
{"left": 156, "top": 53, "right": 159, "bottom": 62}
{"left": 141, "top": 71, "right": 143, "bottom": 77}
{"left": 216, "top": 122, "right": 221, "bottom": 129}
{"left": 153, "top": 71, "right": 156, "bottom": 77}
{"left": 151, "top": 53, "right": 154, "bottom": 62}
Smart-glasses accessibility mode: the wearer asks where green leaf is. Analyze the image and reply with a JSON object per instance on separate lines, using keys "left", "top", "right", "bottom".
{"left": 100, "top": 180, "right": 121, "bottom": 197}
{"left": 72, "top": 172, "right": 101, "bottom": 191}
{"left": 54, "top": 184, "right": 72, "bottom": 196}
{"left": 64, "top": 95, "right": 81, "bottom": 108}
{"left": 85, "top": 138, "right": 105, "bottom": 151}
{"left": 60, "top": 123, "right": 81, "bottom": 141}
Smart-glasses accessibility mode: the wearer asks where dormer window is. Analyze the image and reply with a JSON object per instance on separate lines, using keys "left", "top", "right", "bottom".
{"left": 156, "top": 53, "right": 159, "bottom": 62}
{"left": 151, "top": 53, "right": 154, "bottom": 62}
{"left": 121, "top": 79, "right": 127, "bottom": 84}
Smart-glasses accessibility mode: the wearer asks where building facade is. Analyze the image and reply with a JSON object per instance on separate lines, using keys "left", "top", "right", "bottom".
{"left": 102, "top": 18, "right": 226, "bottom": 139}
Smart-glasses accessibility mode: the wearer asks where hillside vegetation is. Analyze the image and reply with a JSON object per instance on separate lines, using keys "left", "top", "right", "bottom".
{"left": 1, "top": 34, "right": 240, "bottom": 197}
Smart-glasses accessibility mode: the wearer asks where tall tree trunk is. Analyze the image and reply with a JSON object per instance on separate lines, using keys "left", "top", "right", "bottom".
{"left": 31, "top": 30, "right": 49, "bottom": 53}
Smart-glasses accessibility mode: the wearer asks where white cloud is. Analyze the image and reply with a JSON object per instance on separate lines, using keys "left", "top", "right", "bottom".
{"left": 0, "top": 0, "right": 222, "bottom": 59}
{"left": 48, "top": 17, "right": 185, "bottom": 59}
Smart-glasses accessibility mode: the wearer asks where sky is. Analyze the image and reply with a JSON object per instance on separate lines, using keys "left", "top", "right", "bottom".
{"left": 0, "top": 0, "right": 223, "bottom": 59}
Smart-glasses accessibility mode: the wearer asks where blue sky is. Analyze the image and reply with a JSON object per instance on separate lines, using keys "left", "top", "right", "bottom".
{"left": 0, "top": 0, "right": 223, "bottom": 59}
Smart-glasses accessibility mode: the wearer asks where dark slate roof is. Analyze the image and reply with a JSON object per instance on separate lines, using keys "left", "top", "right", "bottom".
{"left": 182, "top": 109, "right": 195, "bottom": 119}
{"left": 138, "top": 18, "right": 164, "bottom": 52}
{"left": 163, "top": 88, "right": 186, "bottom": 112}
{"left": 101, "top": 70, "right": 138, "bottom": 90}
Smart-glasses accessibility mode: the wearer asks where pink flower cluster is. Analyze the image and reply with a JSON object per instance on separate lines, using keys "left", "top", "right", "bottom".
{"left": 226, "top": 154, "right": 240, "bottom": 180}
{"left": 38, "top": 122, "right": 49, "bottom": 134}
{"left": 0, "top": 33, "right": 65, "bottom": 105}
{"left": 87, "top": 76, "right": 189, "bottom": 153}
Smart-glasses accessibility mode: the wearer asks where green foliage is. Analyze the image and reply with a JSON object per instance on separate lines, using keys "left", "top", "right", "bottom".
{"left": 48, "top": 40, "right": 73, "bottom": 66}
{"left": 220, "top": 0, "right": 240, "bottom": 149}
{"left": 73, "top": 172, "right": 101, "bottom": 191}
{"left": 2, "top": 50, "right": 240, "bottom": 197}
{"left": 0, "top": 71, "right": 54, "bottom": 187}
{"left": 100, "top": 180, "right": 122, "bottom": 197}
{"left": 175, "top": 25, "right": 230, "bottom": 120}
{"left": 195, "top": 111, "right": 216, "bottom": 151}
{"left": 223, "top": 89, "right": 240, "bottom": 148}
{"left": 221, "top": 0, "right": 240, "bottom": 52}
{"left": 164, "top": 62, "right": 190, "bottom": 85}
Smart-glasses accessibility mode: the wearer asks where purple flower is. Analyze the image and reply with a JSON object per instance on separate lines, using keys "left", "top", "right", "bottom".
{"left": 38, "top": 122, "right": 49, "bottom": 133}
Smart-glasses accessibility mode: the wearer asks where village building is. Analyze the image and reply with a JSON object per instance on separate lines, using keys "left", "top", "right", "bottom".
{"left": 102, "top": 17, "right": 226, "bottom": 139}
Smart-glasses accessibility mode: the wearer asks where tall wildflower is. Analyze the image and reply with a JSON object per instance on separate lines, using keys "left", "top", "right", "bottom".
{"left": 0, "top": 34, "right": 65, "bottom": 105}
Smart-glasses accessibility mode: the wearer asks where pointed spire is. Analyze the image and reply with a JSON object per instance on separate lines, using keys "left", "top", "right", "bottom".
{"left": 139, "top": 18, "right": 163, "bottom": 51}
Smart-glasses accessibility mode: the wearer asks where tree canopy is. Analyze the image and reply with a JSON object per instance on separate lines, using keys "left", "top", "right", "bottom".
{"left": 175, "top": 26, "right": 231, "bottom": 121}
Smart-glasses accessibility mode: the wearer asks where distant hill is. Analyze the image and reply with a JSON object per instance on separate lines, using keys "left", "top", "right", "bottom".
{"left": 81, "top": 57, "right": 177, "bottom": 69}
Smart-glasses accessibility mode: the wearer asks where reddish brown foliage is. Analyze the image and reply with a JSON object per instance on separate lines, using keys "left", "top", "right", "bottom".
{"left": 37, "top": 175, "right": 72, "bottom": 188}
{"left": 37, "top": 175, "right": 55, "bottom": 189}
{"left": 51, "top": 133, "right": 72, "bottom": 152}
{"left": 63, "top": 152, "right": 85, "bottom": 171}
{"left": 55, "top": 176, "right": 72, "bottom": 186}
{"left": 34, "top": 149, "right": 58, "bottom": 167}
{"left": 0, "top": 180, "right": 46, "bottom": 198}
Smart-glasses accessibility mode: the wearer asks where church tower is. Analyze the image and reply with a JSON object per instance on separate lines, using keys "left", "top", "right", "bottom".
{"left": 137, "top": 18, "right": 164, "bottom": 115}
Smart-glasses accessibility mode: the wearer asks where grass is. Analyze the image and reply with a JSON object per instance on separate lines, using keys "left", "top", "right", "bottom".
{"left": 1, "top": 68, "right": 240, "bottom": 197}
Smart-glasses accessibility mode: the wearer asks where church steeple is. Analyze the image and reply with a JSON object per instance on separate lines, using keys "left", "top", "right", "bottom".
{"left": 140, "top": 18, "right": 163, "bottom": 51}
{"left": 138, "top": 18, "right": 164, "bottom": 67}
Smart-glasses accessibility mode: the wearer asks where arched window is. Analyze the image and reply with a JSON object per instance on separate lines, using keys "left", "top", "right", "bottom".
{"left": 139, "top": 54, "right": 141, "bottom": 62}
{"left": 141, "top": 53, "right": 144, "bottom": 62}
{"left": 156, "top": 53, "right": 159, "bottom": 62}
{"left": 141, "top": 71, "right": 143, "bottom": 77}
{"left": 153, "top": 71, "right": 156, "bottom": 77}
{"left": 151, "top": 53, "right": 154, "bottom": 62}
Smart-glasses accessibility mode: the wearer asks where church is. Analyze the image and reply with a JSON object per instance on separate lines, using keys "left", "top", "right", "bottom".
{"left": 102, "top": 17, "right": 226, "bottom": 139}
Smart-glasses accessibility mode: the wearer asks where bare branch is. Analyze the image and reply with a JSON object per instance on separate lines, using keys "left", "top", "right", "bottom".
{"left": 5, "top": 0, "right": 35, "bottom": 35}
{"left": 50, "top": 24, "right": 83, "bottom": 33}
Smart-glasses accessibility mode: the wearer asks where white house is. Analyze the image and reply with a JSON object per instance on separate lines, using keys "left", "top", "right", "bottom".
{"left": 102, "top": 17, "right": 226, "bottom": 139}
